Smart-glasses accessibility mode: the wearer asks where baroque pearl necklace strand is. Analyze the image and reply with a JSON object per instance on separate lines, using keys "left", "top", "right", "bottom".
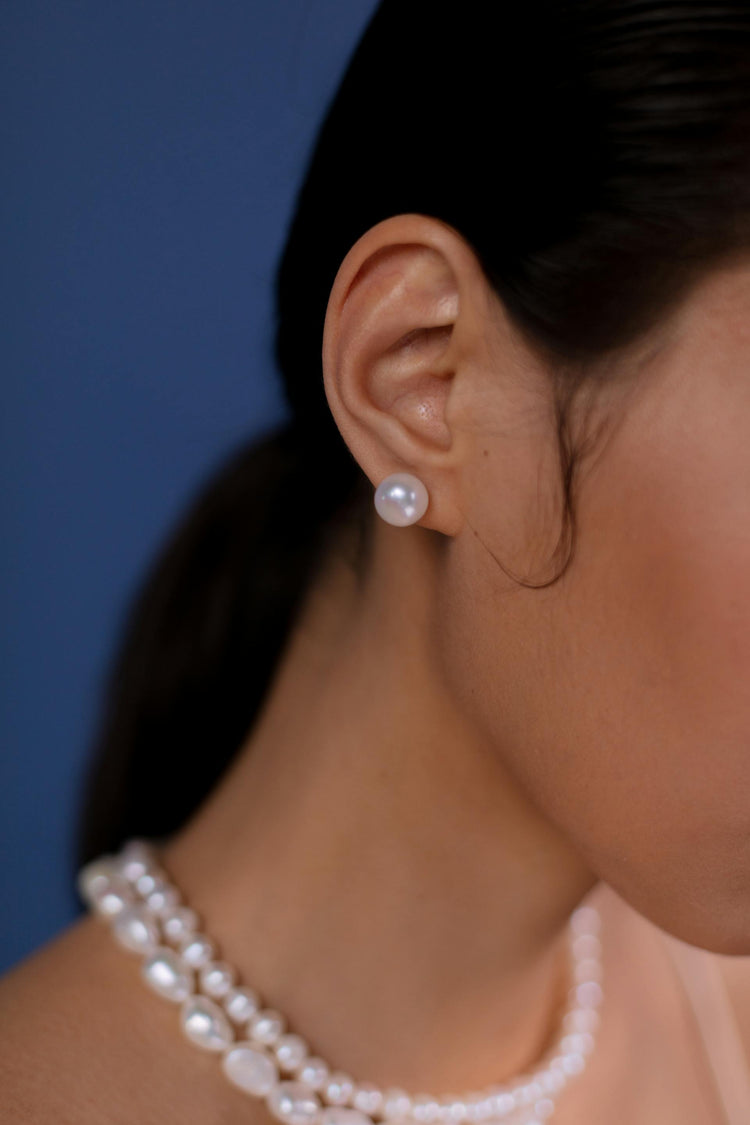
{"left": 77, "top": 838, "right": 603, "bottom": 1125}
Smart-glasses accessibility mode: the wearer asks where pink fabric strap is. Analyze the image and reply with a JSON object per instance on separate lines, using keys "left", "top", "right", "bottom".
{"left": 662, "top": 933, "right": 750, "bottom": 1125}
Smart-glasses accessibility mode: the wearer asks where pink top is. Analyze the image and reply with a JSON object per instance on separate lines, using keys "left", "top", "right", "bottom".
{"left": 659, "top": 930, "right": 750, "bottom": 1125}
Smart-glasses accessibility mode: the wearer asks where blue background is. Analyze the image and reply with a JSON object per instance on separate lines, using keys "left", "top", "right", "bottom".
{"left": 1, "top": 0, "right": 378, "bottom": 974}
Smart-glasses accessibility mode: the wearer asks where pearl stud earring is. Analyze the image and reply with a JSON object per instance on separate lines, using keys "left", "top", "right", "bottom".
{"left": 373, "top": 472, "right": 429, "bottom": 527}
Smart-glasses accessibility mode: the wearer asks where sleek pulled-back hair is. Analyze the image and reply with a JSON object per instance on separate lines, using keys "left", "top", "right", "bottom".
{"left": 75, "top": 0, "right": 750, "bottom": 870}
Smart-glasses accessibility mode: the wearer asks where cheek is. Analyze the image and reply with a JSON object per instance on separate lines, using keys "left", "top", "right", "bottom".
{"left": 560, "top": 458, "right": 750, "bottom": 945}
{"left": 445, "top": 370, "right": 750, "bottom": 953}
{"left": 540, "top": 388, "right": 750, "bottom": 950}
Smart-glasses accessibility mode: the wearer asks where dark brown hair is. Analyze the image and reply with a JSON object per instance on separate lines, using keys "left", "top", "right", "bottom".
{"left": 75, "top": 0, "right": 750, "bottom": 871}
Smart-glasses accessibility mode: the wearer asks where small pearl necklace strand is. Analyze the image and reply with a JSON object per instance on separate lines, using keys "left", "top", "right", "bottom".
{"left": 77, "top": 838, "right": 603, "bottom": 1125}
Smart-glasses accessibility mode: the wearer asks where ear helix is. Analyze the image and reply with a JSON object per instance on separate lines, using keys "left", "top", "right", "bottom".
{"left": 373, "top": 472, "right": 429, "bottom": 527}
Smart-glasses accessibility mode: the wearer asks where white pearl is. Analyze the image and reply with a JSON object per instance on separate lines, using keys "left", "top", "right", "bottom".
{"left": 179, "top": 933, "right": 217, "bottom": 968}
{"left": 111, "top": 904, "right": 160, "bottom": 954}
{"left": 275, "top": 1033, "right": 309, "bottom": 1072}
{"left": 142, "top": 947, "right": 194, "bottom": 1002}
{"left": 489, "top": 1091, "right": 515, "bottom": 1117}
{"left": 513, "top": 1081, "right": 542, "bottom": 1108}
{"left": 352, "top": 1081, "right": 383, "bottom": 1116}
{"left": 551, "top": 1051, "right": 585, "bottom": 1077}
{"left": 223, "top": 985, "right": 262, "bottom": 1025}
{"left": 562, "top": 1006, "right": 599, "bottom": 1034}
{"left": 180, "top": 994, "right": 235, "bottom": 1051}
{"left": 412, "top": 1095, "right": 441, "bottom": 1123}
{"left": 223, "top": 1042, "right": 279, "bottom": 1096}
{"left": 574, "top": 956, "right": 602, "bottom": 984}
{"left": 267, "top": 1080, "right": 321, "bottom": 1125}
{"left": 570, "top": 905, "right": 600, "bottom": 936}
{"left": 144, "top": 880, "right": 181, "bottom": 916}
{"left": 249, "top": 1008, "right": 287, "bottom": 1047}
{"left": 440, "top": 1099, "right": 469, "bottom": 1124}
{"left": 373, "top": 472, "right": 429, "bottom": 527}
{"left": 92, "top": 876, "right": 135, "bottom": 919}
{"left": 383, "top": 1088, "right": 412, "bottom": 1118}
{"left": 320, "top": 1109, "right": 373, "bottom": 1125}
{"left": 135, "top": 870, "right": 165, "bottom": 898}
{"left": 534, "top": 1098, "right": 555, "bottom": 1120}
{"left": 116, "top": 839, "right": 157, "bottom": 883}
{"left": 474, "top": 1095, "right": 497, "bottom": 1120}
{"left": 161, "top": 904, "right": 200, "bottom": 944}
{"left": 538, "top": 1069, "right": 566, "bottom": 1096}
{"left": 532, "top": 1102, "right": 557, "bottom": 1120}
{"left": 77, "top": 856, "right": 119, "bottom": 905}
{"left": 560, "top": 1032, "right": 595, "bottom": 1056}
{"left": 571, "top": 933, "right": 601, "bottom": 959}
{"left": 573, "top": 980, "right": 602, "bottom": 1009}
{"left": 297, "top": 1056, "right": 329, "bottom": 1091}
{"left": 323, "top": 1071, "right": 356, "bottom": 1106}
{"left": 199, "top": 960, "right": 236, "bottom": 999}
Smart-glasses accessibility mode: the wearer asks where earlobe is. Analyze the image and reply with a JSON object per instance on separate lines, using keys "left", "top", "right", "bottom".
{"left": 321, "top": 215, "right": 474, "bottom": 534}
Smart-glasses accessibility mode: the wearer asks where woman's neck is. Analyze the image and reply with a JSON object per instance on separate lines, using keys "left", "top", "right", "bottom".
{"left": 161, "top": 521, "right": 599, "bottom": 1092}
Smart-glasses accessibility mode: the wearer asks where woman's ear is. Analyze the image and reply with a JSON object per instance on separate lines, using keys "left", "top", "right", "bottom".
{"left": 321, "top": 213, "right": 491, "bottom": 537}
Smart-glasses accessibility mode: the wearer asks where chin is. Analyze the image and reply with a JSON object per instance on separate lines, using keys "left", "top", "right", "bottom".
{"left": 639, "top": 885, "right": 750, "bottom": 957}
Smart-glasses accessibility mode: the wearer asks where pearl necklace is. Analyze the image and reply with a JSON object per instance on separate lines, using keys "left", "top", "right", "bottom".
{"left": 77, "top": 838, "right": 603, "bottom": 1125}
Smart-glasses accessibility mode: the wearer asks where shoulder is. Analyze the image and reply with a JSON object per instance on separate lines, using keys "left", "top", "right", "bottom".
{"left": 0, "top": 914, "right": 246, "bottom": 1124}
{"left": 0, "top": 912, "right": 179, "bottom": 1122}
{"left": 0, "top": 913, "right": 128, "bottom": 1121}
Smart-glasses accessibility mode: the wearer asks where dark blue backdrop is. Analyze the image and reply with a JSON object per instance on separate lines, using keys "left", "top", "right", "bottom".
{"left": 1, "top": 0, "right": 379, "bottom": 974}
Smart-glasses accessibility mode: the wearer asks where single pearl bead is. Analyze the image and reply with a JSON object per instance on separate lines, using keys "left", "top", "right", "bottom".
{"left": 382, "top": 1088, "right": 412, "bottom": 1119}
{"left": 179, "top": 933, "right": 217, "bottom": 969}
{"left": 297, "top": 1056, "right": 329, "bottom": 1092}
{"left": 135, "top": 870, "right": 165, "bottom": 898}
{"left": 116, "top": 839, "right": 157, "bottom": 883}
{"left": 323, "top": 1071, "right": 356, "bottom": 1106}
{"left": 560, "top": 1032, "right": 595, "bottom": 1056}
{"left": 571, "top": 933, "right": 601, "bottom": 960}
{"left": 412, "top": 1095, "right": 441, "bottom": 1123}
{"left": 489, "top": 1091, "right": 515, "bottom": 1117}
{"left": 144, "top": 880, "right": 181, "bottom": 917}
{"left": 249, "top": 1008, "right": 287, "bottom": 1047}
{"left": 77, "top": 857, "right": 118, "bottom": 905}
{"left": 551, "top": 1052, "right": 585, "bottom": 1077}
{"left": 573, "top": 980, "right": 603, "bottom": 1009}
{"left": 112, "top": 904, "right": 160, "bottom": 954}
{"left": 461, "top": 1098, "right": 483, "bottom": 1124}
{"left": 223, "top": 1041, "right": 279, "bottom": 1096}
{"left": 574, "top": 956, "right": 602, "bottom": 984}
{"left": 373, "top": 472, "right": 429, "bottom": 527}
{"left": 161, "top": 904, "right": 200, "bottom": 944}
{"left": 562, "top": 1006, "right": 599, "bottom": 1034}
{"left": 223, "top": 985, "right": 262, "bottom": 1025}
{"left": 538, "top": 1068, "right": 566, "bottom": 1096}
{"left": 180, "top": 994, "right": 235, "bottom": 1051}
{"left": 142, "top": 947, "right": 194, "bottom": 1002}
{"left": 351, "top": 1081, "right": 383, "bottom": 1116}
{"left": 92, "top": 876, "right": 134, "bottom": 918}
{"left": 513, "top": 1081, "right": 543, "bottom": 1108}
{"left": 482, "top": 1098, "right": 500, "bottom": 1121}
{"left": 199, "top": 960, "right": 236, "bottom": 999}
{"left": 275, "top": 1033, "right": 309, "bottom": 1072}
{"left": 267, "top": 1080, "right": 321, "bottom": 1125}
{"left": 570, "top": 905, "right": 600, "bottom": 936}
{"left": 534, "top": 1097, "right": 555, "bottom": 1120}
{"left": 445, "top": 1099, "right": 471, "bottom": 1123}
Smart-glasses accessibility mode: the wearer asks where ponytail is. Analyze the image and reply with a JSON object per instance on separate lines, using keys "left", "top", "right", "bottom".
{"left": 74, "top": 419, "right": 369, "bottom": 867}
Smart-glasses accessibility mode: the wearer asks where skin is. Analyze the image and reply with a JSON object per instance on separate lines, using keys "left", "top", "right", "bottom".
{"left": 1, "top": 213, "right": 749, "bottom": 1122}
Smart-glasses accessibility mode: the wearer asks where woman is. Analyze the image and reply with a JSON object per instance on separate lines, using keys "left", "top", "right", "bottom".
{"left": 2, "top": 1, "right": 750, "bottom": 1121}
